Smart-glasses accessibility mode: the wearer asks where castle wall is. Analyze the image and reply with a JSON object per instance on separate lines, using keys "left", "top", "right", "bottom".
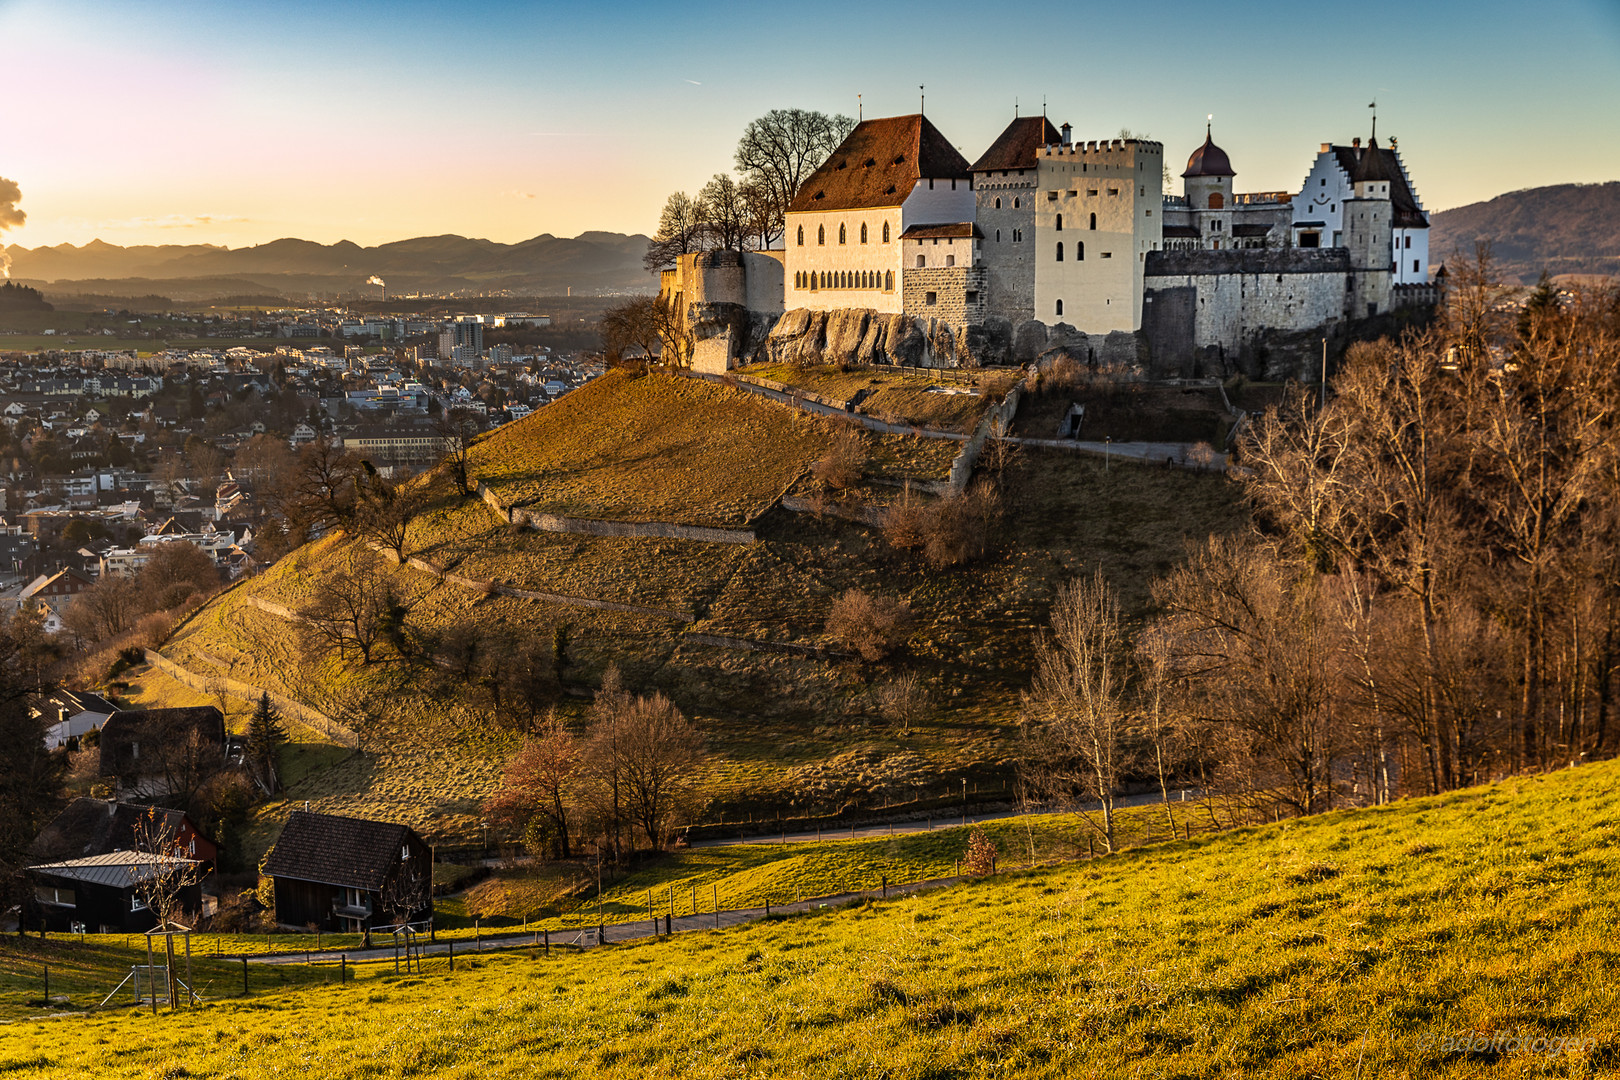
{"left": 1143, "top": 248, "right": 1351, "bottom": 360}
{"left": 784, "top": 206, "right": 904, "bottom": 314}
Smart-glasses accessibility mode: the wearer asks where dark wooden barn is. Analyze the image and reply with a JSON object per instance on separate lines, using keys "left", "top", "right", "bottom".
{"left": 262, "top": 811, "right": 433, "bottom": 933}
{"left": 26, "top": 851, "right": 203, "bottom": 933}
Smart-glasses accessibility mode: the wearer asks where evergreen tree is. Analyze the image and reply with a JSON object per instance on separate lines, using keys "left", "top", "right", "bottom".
{"left": 245, "top": 692, "right": 288, "bottom": 796}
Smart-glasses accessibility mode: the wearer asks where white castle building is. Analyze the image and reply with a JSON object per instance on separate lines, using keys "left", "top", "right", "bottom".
{"left": 660, "top": 110, "right": 1434, "bottom": 377}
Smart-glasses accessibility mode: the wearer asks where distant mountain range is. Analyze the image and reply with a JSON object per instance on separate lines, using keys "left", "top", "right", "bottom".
{"left": 1429, "top": 181, "right": 1620, "bottom": 283}
{"left": 1, "top": 231, "right": 655, "bottom": 300}
{"left": 5, "top": 181, "right": 1614, "bottom": 302}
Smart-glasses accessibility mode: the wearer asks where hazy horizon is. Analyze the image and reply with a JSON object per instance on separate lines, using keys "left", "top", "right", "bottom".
{"left": 2, "top": 0, "right": 1617, "bottom": 251}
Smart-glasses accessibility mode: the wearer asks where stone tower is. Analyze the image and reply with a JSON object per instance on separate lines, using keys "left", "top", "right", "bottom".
{"left": 1341, "top": 135, "right": 1395, "bottom": 318}
{"left": 1181, "top": 124, "right": 1235, "bottom": 216}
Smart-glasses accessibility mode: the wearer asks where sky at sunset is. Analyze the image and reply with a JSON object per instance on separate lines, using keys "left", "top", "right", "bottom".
{"left": 1, "top": 0, "right": 1618, "bottom": 251}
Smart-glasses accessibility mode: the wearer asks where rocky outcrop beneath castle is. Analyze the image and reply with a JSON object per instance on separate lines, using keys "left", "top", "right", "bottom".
{"left": 762, "top": 308, "right": 1148, "bottom": 370}
{"left": 765, "top": 308, "right": 970, "bottom": 368}
{"left": 969, "top": 317, "right": 1147, "bottom": 370}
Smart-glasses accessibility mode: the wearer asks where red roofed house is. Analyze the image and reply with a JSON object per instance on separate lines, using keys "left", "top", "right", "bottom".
{"left": 784, "top": 113, "right": 975, "bottom": 318}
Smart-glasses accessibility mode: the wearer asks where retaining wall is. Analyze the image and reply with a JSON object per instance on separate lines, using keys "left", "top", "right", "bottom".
{"left": 477, "top": 483, "right": 756, "bottom": 545}
{"left": 144, "top": 648, "right": 358, "bottom": 748}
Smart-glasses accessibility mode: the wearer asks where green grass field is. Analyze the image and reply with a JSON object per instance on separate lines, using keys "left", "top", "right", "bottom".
{"left": 5, "top": 759, "right": 1618, "bottom": 1076}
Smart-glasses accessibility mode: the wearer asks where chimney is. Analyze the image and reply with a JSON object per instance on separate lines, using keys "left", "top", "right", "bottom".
{"left": 1352, "top": 137, "right": 1361, "bottom": 149}
{"left": 1060, "top": 122, "right": 1072, "bottom": 147}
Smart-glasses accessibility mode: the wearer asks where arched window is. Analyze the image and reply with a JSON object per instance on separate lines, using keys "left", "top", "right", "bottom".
{"left": 916, "top": 255, "right": 926, "bottom": 268}
{"left": 995, "top": 197, "right": 1002, "bottom": 209}
{"left": 818, "top": 225, "right": 825, "bottom": 245}
{"left": 839, "top": 223, "right": 847, "bottom": 245}
{"left": 1056, "top": 214, "right": 1063, "bottom": 231}
{"left": 882, "top": 221, "right": 890, "bottom": 243}
{"left": 1055, "top": 242, "right": 1064, "bottom": 262}
{"left": 1208, "top": 192, "right": 1224, "bottom": 210}
{"left": 946, "top": 254, "right": 955, "bottom": 267}
{"left": 884, "top": 270, "right": 893, "bottom": 290}
{"left": 796, "top": 225, "right": 804, "bottom": 246}
{"left": 1077, "top": 241, "right": 1084, "bottom": 261}
{"left": 1056, "top": 299, "right": 1064, "bottom": 316}
{"left": 1089, "top": 213, "right": 1097, "bottom": 230}
{"left": 860, "top": 223, "right": 868, "bottom": 244}
{"left": 1013, "top": 197, "right": 1020, "bottom": 209}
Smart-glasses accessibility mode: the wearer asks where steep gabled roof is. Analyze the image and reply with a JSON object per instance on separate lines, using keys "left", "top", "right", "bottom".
{"left": 28, "top": 799, "right": 194, "bottom": 862}
{"left": 787, "top": 114, "right": 971, "bottom": 214}
{"left": 1330, "top": 143, "right": 1428, "bottom": 229}
{"left": 971, "top": 117, "right": 1062, "bottom": 173}
{"left": 99, "top": 707, "right": 225, "bottom": 778}
{"left": 263, "top": 810, "right": 418, "bottom": 891}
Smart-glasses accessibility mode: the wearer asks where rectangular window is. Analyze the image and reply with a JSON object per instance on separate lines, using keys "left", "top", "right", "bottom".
{"left": 1047, "top": 191, "right": 1057, "bottom": 201}
{"left": 1414, "top": 260, "right": 1420, "bottom": 272}
{"left": 1101, "top": 252, "right": 1113, "bottom": 258}
{"left": 965, "top": 291, "right": 979, "bottom": 303}
{"left": 36, "top": 885, "right": 75, "bottom": 907}
{"left": 131, "top": 895, "right": 149, "bottom": 912}
{"left": 925, "top": 292, "right": 938, "bottom": 306}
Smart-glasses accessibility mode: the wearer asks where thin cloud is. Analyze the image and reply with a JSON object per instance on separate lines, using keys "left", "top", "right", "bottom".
{"left": 684, "top": 79, "right": 702, "bottom": 86}
{"left": 98, "top": 213, "right": 246, "bottom": 230}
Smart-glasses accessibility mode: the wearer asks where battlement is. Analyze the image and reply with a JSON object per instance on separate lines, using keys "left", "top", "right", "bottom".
{"left": 1038, "top": 138, "right": 1161, "bottom": 159}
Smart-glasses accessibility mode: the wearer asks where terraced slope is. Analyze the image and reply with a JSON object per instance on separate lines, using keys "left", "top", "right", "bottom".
{"left": 150, "top": 371, "right": 1246, "bottom": 855}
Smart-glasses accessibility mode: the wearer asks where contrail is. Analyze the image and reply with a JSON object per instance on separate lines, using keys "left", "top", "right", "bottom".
{"left": 0, "top": 176, "right": 24, "bottom": 279}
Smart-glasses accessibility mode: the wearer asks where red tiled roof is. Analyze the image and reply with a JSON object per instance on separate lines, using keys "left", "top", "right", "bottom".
{"left": 788, "top": 114, "right": 971, "bottom": 214}
{"left": 970, "top": 117, "right": 1062, "bottom": 173}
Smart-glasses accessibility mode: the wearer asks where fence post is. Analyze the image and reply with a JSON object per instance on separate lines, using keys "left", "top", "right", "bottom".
{"left": 882, "top": 875, "right": 887, "bottom": 899}
{"left": 713, "top": 884, "right": 719, "bottom": 929}
{"left": 664, "top": 914, "right": 671, "bottom": 936}
{"left": 448, "top": 941, "right": 454, "bottom": 972}
{"left": 765, "top": 897, "right": 770, "bottom": 917}
{"left": 42, "top": 965, "right": 48, "bottom": 1007}
{"left": 242, "top": 957, "right": 248, "bottom": 997}
{"left": 340, "top": 954, "right": 346, "bottom": 984}
{"left": 543, "top": 929, "right": 549, "bottom": 957}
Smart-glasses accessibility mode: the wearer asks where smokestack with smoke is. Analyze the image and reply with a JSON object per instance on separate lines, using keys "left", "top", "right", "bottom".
{"left": 366, "top": 275, "right": 386, "bottom": 301}
{"left": 0, "top": 176, "right": 25, "bottom": 279}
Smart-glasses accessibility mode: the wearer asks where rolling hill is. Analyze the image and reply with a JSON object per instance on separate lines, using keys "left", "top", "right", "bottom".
{"left": 6, "top": 747, "right": 1616, "bottom": 1076}
{"left": 1429, "top": 181, "right": 1620, "bottom": 283}
{"left": 0, "top": 230, "right": 655, "bottom": 300}
{"left": 145, "top": 368, "right": 1246, "bottom": 855}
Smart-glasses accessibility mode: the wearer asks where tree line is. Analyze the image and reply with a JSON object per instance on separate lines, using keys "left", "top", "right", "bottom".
{"left": 1021, "top": 255, "right": 1620, "bottom": 843}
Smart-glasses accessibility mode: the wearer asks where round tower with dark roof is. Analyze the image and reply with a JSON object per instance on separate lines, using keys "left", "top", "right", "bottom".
{"left": 1181, "top": 123, "right": 1236, "bottom": 213}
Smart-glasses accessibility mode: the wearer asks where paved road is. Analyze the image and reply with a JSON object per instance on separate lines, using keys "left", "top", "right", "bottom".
{"left": 246, "top": 877, "right": 959, "bottom": 967}
{"left": 690, "top": 788, "right": 1200, "bottom": 848}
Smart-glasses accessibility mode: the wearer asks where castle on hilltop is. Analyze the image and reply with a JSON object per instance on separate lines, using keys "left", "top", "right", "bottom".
{"left": 660, "top": 111, "right": 1437, "bottom": 378}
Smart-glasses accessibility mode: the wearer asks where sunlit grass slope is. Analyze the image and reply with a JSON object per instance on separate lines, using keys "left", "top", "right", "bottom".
{"left": 9, "top": 761, "right": 1620, "bottom": 1077}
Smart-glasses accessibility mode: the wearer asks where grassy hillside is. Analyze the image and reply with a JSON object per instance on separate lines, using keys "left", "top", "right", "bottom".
{"left": 152, "top": 370, "right": 1246, "bottom": 853}
{"left": 7, "top": 758, "right": 1618, "bottom": 1076}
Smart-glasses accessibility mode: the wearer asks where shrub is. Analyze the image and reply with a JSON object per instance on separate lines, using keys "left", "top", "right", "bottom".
{"left": 962, "top": 827, "right": 998, "bottom": 875}
{"left": 825, "top": 589, "right": 912, "bottom": 662}
{"left": 884, "top": 481, "right": 1003, "bottom": 569}
{"left": 812, "top": 426, "right": 867, "bottom": 491}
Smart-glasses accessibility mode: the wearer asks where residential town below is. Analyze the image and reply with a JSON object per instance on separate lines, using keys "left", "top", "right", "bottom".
{"left": 0, "top": 308, "right": 603, "bottom": 633}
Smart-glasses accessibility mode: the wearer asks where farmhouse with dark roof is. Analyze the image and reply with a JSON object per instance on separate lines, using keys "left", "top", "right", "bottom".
{"left": 262, "top": 810, "right": 433, "bottom": 934}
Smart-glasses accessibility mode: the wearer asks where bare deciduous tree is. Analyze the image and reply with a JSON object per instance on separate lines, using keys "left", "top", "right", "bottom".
{"left": 1021, "top": 571, "right": 1134, "bottom": 853}
{"left": 734, "top": 108, "right": 856, "bottom": 247}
